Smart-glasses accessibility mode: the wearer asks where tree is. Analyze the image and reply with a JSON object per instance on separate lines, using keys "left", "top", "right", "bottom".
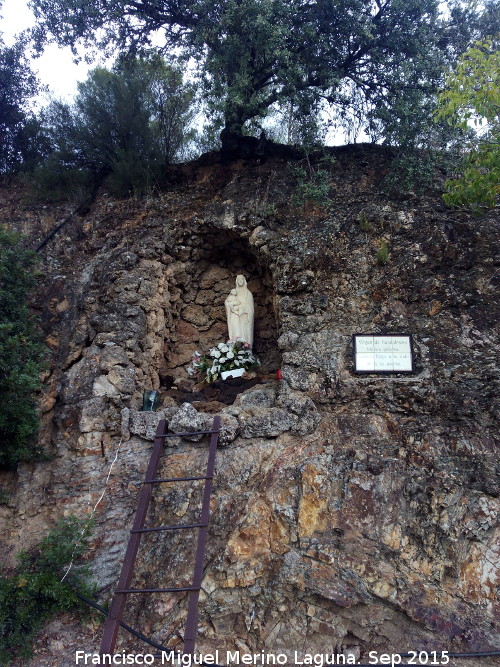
{"left": 262, "top": 100, "right": 325, "bottom": 147}
{"left": 435, "top": 39, "right": 499, "bottom": 208}
{"left": 30, "top": 0, "right": 467, "bottom": 150}
{"left": 0, "top": 228, "right": 45, "bottom": 469}
{"left": 0, "top": 37, "right": 41, "bottom": 173}
{"left": 145, "top": 57, "right": 198, "bottom": 163}
{"left": 33, "top": 55, "right": 196, "bottom": 196}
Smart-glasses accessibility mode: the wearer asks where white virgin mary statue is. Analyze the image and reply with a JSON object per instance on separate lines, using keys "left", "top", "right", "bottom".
{"left": 224, "top": 275, "right": 254, "bottom": 347}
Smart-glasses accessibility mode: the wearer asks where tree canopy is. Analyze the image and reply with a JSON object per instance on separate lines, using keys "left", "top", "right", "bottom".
{"left": 30, "top": 0, "right": 484, "bottom": 149}
{"left": 32, "top": 55, "right": 196, "bottom": 197}
{"left": 436, "top": 38, "right": 499, "bottom": 209}
{"left": 0, "top": 37, "right": 41, "bottom": 172}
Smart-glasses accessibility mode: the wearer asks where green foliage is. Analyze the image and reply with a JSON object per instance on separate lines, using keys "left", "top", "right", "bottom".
{"left": 290, "top": 155, "right": 334, "bottom": 206}
{"left": 0, "top": 37, "right": 42, "bottom": 173}
{"left": 376, "top": 239, "right": 389, "bottom": 265}
{"left": 442, "top": 142, "right": 500, "bottom": 209}
{"left": 436, "top": 39, "right": 499, "bottom": 209}
{"left": 0, "top": 228, "right": 45, "bottom": 468}
{"left": 358, "top": 212, "right": 371, "bottom": 232}
{"left": 383, "top": 145, "right": 462, "bottom": 195}
{"left": 0, "top": 516, "right": 95, "bottom": 665}
{"left": 10, "top": 115, "right": 52, "bottom": 175}
{"left": 31, "top": 54, "right": 196, "bottom": 199}
{"left": 260, "top": 99, "right": 326, "bottom": 147}
{"left": 26, "top": 154, "right": 94, "bottom": 204}
{"left": 105, "top": 148, "right": 160, "bottom": 198}
{"left": 438, "top": 40, "right": 499, "bottom": 125}
{"left": 292, "top": 168, "right": 330, "bottom": 206}
{"left": 30, "top": 0, "right": 479, "bottom": 148}
{"left": 255, "top": 203, "right": 277, "bottom": 218}
{"left": 374, "top": 65, "right": 472, "bottom": 195}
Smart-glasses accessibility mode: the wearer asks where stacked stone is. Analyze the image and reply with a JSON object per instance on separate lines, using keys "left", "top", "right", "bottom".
{"left": 1, "top": 146, "right": 498, "bottom": 665}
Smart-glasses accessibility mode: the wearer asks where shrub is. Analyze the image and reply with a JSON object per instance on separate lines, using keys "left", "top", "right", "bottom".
{"left": 358, "top": 211, "right": 371, "bottom": 231}
{"left": 0, "top": 516, "right": 95, "bottom": 665}
{"left": 376, "top": 238, "right": 389, "bottom": 265}
{"left": 27, "top": 155, "right": 94, "bottom": 203}
{"left": 0, "top": 228, "right": 45, "bottom": 468}
{"left": 290, "top": 154, "right": 334, "bottom": 206}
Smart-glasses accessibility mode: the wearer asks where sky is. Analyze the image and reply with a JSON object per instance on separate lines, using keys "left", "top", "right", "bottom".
{"left": 1, "top": 0, "right": 95, "bottom": 102}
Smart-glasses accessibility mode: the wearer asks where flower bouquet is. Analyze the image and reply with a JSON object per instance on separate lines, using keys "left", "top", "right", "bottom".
{"left": 187, "top": 339, "right": 260, "bottom": 383}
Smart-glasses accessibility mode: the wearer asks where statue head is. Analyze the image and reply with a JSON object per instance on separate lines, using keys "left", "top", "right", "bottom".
{"left": 236, "top": 274, "right": 247, "bottom": 287}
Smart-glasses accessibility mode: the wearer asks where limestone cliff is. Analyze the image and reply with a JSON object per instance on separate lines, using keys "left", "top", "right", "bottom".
{"left": 0, "top": 145, "right": 498, "bottom": 666}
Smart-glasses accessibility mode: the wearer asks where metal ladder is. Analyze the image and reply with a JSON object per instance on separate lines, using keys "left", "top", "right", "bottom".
{"left": 100, "top": 415, "right": 221, "bottom": 656}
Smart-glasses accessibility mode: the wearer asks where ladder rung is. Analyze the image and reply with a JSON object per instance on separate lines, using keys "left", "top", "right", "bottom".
{"left": 115, "top": 586, "right": 199, "bottom": 594}
{"left": 143, "top": 476, "right": 212, "bottom": 484}
{"left": 158, "top": 430, "right": 220, "bottom": 438}
{"left": 131, "top": 522, "right": 207, "bottom": 534}
{"left": 100, "top": 416, "right": 221, "bottom": 657}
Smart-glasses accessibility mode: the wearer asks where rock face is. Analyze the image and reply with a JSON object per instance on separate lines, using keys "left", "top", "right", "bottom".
{"left": 0, "top": 145, "right": 499, "bottom": 665}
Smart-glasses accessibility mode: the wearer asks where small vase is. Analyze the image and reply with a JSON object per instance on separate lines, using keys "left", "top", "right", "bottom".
{"left": 220, "top": 368, "right": 246, "bottom": 380}
{"left": 142, "top": 389, "right": 160, "bottom": 411}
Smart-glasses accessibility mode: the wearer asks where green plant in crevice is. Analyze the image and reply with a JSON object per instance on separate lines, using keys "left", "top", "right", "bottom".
{"left": 358, "top": 211, "right": 372, "bottom": 231}
{"left": 256, "top": 202, "right": 277, "bottom": 218}
{"left": 0, "top": 516, "right": 95, "bottom": 665}
{"left": 377, "top": 239, "right": 389, "bottom": 265}
{"left": 290, "top": 154, "right": 335, "bottom": 206}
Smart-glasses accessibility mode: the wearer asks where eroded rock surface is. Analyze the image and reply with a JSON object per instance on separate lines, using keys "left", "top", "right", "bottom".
{"left": 0, "top": 145, "right": 498, "bottom": 665}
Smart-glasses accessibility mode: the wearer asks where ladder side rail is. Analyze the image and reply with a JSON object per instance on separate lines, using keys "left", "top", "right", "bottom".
{"left": 100, "top": 419, "right": 168, "bottom": 655}
{"left": 183, "top": 415, "right": 221, "bottom": 655}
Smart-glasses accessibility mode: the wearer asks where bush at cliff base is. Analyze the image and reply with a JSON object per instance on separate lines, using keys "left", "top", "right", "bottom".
{"left": 0, "top": 228, "right": 45, "bottom": 468}
{"left": 0, "top": 516, "right": 95, "bottom": 665}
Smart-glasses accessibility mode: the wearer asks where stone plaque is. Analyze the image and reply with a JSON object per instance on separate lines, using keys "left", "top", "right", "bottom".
{"left": 353, "top": 334, "right": 414, "bottom": 373}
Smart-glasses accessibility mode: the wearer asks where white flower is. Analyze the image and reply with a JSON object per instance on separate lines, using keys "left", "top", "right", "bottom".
{"left": 227, "top": 351, "right": 234, "bottom": 359}
{"left": 220, "top": 344, "right": 229, "bottom": 353}
{"left": 218, "top": 342, "right": 225, "bottom": 349}
{"left": 219, "top": 356, "right": 227, "bottom": 363}
{"left": 212, "top": 350, "right": 221, "bottom": 358}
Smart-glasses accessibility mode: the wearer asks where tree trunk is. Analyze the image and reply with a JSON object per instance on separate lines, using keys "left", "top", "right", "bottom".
{"left": 220, "top": 107, "right": 264, "bottom": 158}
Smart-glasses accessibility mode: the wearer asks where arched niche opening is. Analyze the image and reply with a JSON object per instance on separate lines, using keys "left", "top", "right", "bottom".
{"left": 159, "top": 230, "right": 279, "bottom": 399}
